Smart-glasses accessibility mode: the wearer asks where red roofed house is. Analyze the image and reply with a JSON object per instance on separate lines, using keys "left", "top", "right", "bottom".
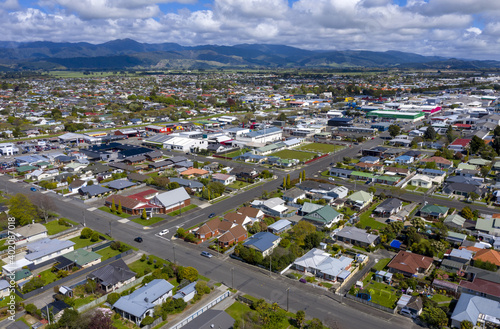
{"left": 473, "top": 249, "right": 500, "bottom": 269}
{"left": 104, "top": 189, "right": 162, "bottom": 216}
{"left": 449, "top": 138, "right": 471, "bottom": 152}
{"left": 387, "top": 251, "right": 433, "bottom": 277}
{"left": 217, "top": 225, "right": 247, "bottom": 248}
{"left": 419, "top": 156, "right": 453, "bottom": 169}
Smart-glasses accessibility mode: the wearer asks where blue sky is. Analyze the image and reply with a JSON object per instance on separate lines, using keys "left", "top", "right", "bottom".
{"left": 2, "top": 0, "right": 500, "bottom": 60}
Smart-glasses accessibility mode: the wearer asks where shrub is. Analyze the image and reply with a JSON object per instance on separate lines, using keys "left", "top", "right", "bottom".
{"left": 141, "top": 254, "right": 147, "bottom": 262}
{"left": 113, "top": 313, "right": 120, "bottom": 320}
{"left": 25, "top": 303, "right": 37, "bottom": 315}
{"left": 58, "top": 218, "right": 70, "bottom": 226}
{"left": 176, "top": 228, "right": 186, "bottom": 238}
{"left": 81, "top": 227, "right": 93, "bottom": 239}
{"left": 110, "top": 241, "right": 121, "bottom": 250}
{"left": 141, "top": 316, "right": 154, "bottom": 326}
{"left": 90, "top": 232, "right": 99, "bottom": 242}
{"left": 106, "top": 293, "right": 120, "bottom": 305}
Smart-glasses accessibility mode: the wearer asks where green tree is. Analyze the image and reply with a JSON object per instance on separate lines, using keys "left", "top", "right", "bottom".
{"left": 106, "top": 292, "right": 120, "bottom": 305}
{"left": 90, "top": 231, "right": 99, "bottom": 242}
{"left": 308, "top": 318, "right": 324, "bottom": 329}
{"left": 141, "top": 208, "right": 147, "bottom": 220}
{"left": 110, "top": 199, "right": 116, "bottom": 213}
{"left": 494, "top": 125, "right": 500, "bottom": 137}
{"left": 286, "top": 174, "right": 291, "bottom": 188}
{"left": 180, "top": 266, "right": 198, "bottom": 282}
{"left": 388, "top": 124, "right": 401, "bottom": 138}
{"left": 468, "top": 192, "right": 479, "bottom": 202}
{"left": 420, "top": 306, "right": 447, "bottom": 327}
{"left": 410, "top": 217, "right": 425, "bottom": 231}
{"left": 117, "top": 200, "right": 122, "bottom": 214}
{"left": 470, "top": 135, "right": 485, "bottom": 154}
{"left": 296, "top": 310, "right": 306, "bottom": 328}
{"left": 424, "top": 126, "right": 437, "bottom": 140}
{"left": 283, "top": 176, "right": 286, "bottom": 189}
{"left": 461, "top": 206, "right": 474, "bottom": 220}
{"left": 57, "top": 309, "right": 81, "bottom": 329}
{"left": 81, "top": 227, "right": 93, "bottom": 239}
{"left": 303, "top": 232, "right": 323, "bottom": 250}
{"left": 460, "top": 320, "right": 473, "bottom": 329}
{"left": 8, "top": 193, "right": 38, "bottom": 226}
{"left": 368, "top": 186, "right": 376, "bottom": 195}
{"left": 277, "top": 112, "right": 287, "bottom": 121}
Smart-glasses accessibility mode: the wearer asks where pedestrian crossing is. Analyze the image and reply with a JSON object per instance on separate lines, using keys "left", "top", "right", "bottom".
{"left": 87, "top": 207, "right": 97, "bottom": 212}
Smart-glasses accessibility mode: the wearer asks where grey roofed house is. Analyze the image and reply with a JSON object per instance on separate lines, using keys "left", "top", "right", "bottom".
{"left": 87, "top": 259, "right": 136, "bottom": 291}
{"left": 148, "top": 160, "right": 172, "bottom": 169}
{"left": 445, "top": 175, "right": 482, "bottom": 186}
{"left": 334, "top": 226, "right": 380, "bottom": 247}
{"left": 13, "top": 223, "right": 47, "bottom": 240}
{"left": 282, "top": 188, "right": 306, "bottom": 203}
{"left": 300, "top": 202, "right": 323, "bottom": 215}
{"left": 374, "top": 198, "right": 402, "bottom": 217}
{"left": 243, "top": 231, "right": 281, "bottom": 254}
{"left": 173, "top": 281, "right": 197, "bottom": 302}
{"left": 145, "top": 150, "right": 163, "bottom": 159}
{"left": 151, "top": 187, "right": 190, "bottom": 209}
{"left": 105, "top": 179, "right": 136, "bottom": 190}
{"left": 328, "top": 186, "right": 348, "bottom": 199}
{"left": 444, "top": 213, "right": 467, "bottom": 229}
{"left": 296, "top": 180, "right": 327, "bottom": 191}
{"left": 442, "top": 182, "right": 484, "bottom": 197}
{"left": 181, "top": 310, "right": 235, "bottom": 329}
{"left": 113, "top": 279, "right": 174, "bottom": 323}
{"left": 451, "top": 293, "right": 500, "bottom": 328}
{"left": 25, "top": 238, "right": 75, "bottom": 262}
{"left": 169, "top": 177, "right": 204, "bottom": 190}
{"left": 329, "top": 167, "right": 353, "bottom": 178}
{"left": 79, "top": 185, "right": 112, "bottom": 197}
{"left": 127, "top": 172, "right": 149, "bottom": 183}
{"left": 109, "top": 162, "right": 137, "bottom": 172}
{"left": 268, "top": 219, "right": 292, "bottom": 234}
{"left": 169, "top": 156, "right": 187, "bottom": 163}
{"left": 174, "top": 160, "right": 193, "bottom": 168}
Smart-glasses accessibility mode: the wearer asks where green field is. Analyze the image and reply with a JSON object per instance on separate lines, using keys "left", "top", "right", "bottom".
{"left": 296, "top": 143, "right": 344, "bottom": 153}
{"left": 96, "top": 246, "right": 122, "bottom": 260}
{"left": 44, "top": 218, "right": 78, "bottom": 235}
{"left": 358, "top": 202, "right": 387, "bottom": 230}
{"left": 372, "top": 258, "right": 391, "bottom": 271}
{"left": 224, "top": 148, "right": 250, "bottom": 158}
{"left": 167, "top": 204, "right": 197, "bottom": 216}
{"left": 270, "top": 150, "right": 314, "bottom": 162}
{"left": 227, "top": 181, "right": 251, "bottom": 189}
{"left": 362, "top": 276, "right": 398, "bottom": 308}
{"left": 70, "top": 236, "right": 98, "bottom": 249}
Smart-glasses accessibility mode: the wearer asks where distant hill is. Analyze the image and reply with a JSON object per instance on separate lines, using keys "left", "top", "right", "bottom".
{"left": 0, "top": 38, "right": 499, "bottom": 71}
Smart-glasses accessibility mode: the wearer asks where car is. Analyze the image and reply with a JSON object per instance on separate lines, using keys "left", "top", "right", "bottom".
{"left": 30, "top": 187, "right": 37, "bottom": 192}
{"left": 208, "top": 213, "right": 216, "bottom": 218}
{"left": 159, "top": 229, "right": 169, "bottom": 236}
{"left": 299, "top": 278, "right": 307, "bottom": 283}
{"left": 134, "top": 237, "right": 143, "bottom": 243}
{"left": 201, "top": 251, "right": 213, "bottom": 258}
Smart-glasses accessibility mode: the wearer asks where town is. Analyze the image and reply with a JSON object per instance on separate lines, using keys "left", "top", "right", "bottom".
{"left": 0, "top": 70, "right": 499, "bottom": 329}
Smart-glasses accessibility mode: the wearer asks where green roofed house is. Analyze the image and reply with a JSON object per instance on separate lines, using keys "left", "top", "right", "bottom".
{"left": 299, "top": 202, "right": 324, "bottom": 215}
{"left": 303, "top": 205, "right": 344, "bottom": 228}
{"left": 374, "top": 175, "right": 401, "bottom": 186}
{"left": 350, "top": 171, "right": 374, "bottom": 181}
{"left": 14, "top": 269, "right": 33, "bottom": 283}
{"left": 347, "top": 191, "right": 373, "bottom": 209}
{"left": 420, "top": 204, "right": 449, "bottom": 220}
{"left": 468, "top": 158, "right": 491, "bottom": 167}
{"left": 457, "top": 163, "right": 477, "bottom": 171}
{"left": 16, "top": 165, "right": 37, "bottom": 174}
{"left": 366, "top": 110, "right": 425, "bottom": 123}
{"left": 444, "top": 213, "right": 467, "bottom": 230}
{"left": 54, "top": 249, "right": 102, "bottom": 271}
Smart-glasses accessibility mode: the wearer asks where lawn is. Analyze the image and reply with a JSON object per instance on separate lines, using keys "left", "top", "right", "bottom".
{"left": 128, "top": 255, "right": 168, "bottom": 277}
{"left": 227, "top": 181, "right": 251, "bottom": 189}
{"left": 269, "top": 150, "right": 314, "bottom": 162}
{"left": 38, "top": 268, "right": 58, "bottom": 285}
{"left": 98, "top": 207, "right": 131, "bottom": 218}
{"left": 96, "top": 246, "right": 122, "bottom": 260}
{"left": 226, "top": 301, "right": 253, "bottom": 321}
{"left": 131, "top": 216, "right": 167, "bottom": 226}
{"left": 431, "top": 294, "right": 453, "bottom": 304}
{"left": 405, "top": 185, "right": 417, "bottom": 191}
{"left": 0, "top": 294, "right": 22, "bottom": 308}
{"left": 358, "top": 202, "right": 387, "bottom": 230}
{"left": 361, "top": 278, "right": 398, "bottom": 309}
{"left": 73, "top": 295, "right": 99, "bottom": 309}
{"left": 372, "top": 258, "right": 391, "bottom": 271}
{"left": 225, "top": 148, "right": 250, "bottom": 159}
{"left": 44, "top": 218, "right": 78, "bottom": 235}
{"left": 167, "top": 204, "right": 197, "bottom": 216}
{"left": 70, "top": 236, "right": 98, "bottom": 249}
{"left": 296, "top": 143, "right": 343, "bottom": 153}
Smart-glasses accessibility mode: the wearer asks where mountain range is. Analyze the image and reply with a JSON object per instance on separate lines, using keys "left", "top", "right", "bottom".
{"left": 0, "top": 39, "right": 499, "bottom": 71}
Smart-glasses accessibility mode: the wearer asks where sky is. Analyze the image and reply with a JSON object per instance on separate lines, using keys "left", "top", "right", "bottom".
{"left": 1, "top": 0, "right": 499, "bottom": 60}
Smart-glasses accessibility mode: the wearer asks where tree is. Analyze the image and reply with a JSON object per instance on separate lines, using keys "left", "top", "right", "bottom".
{"left": 141, "top": 316, "right": 154, "bottom": 326}
{"left": 106, "top": 292, "right": 120, "bottom": 305}
{"left": 90, "top": 231, "right": 99, "bottom": 242}
{"left": 493, "top": 137, "right": 500, "bottom": 154}
{"left": 110, "top": 199, "right": 116, "bottom": 213}
{"left": 8, "top": 193, "right": 38, "bottom": 226}
{"left": 424, "top": 126, "right": 437, "bottom": 140}
{"left": 420, "top": 306, "right": 447, "bottom": 327}
{"left": 302, "top": 170, "right": 306, "bottom": 182}
{"left": 410, "top": 217, "right": 425, "bottom": 231}
{"left": 180, "top": 266, "right": 198, "bottom": 282}
{"left": 283, "top": 176, "right": 286, "bottom": 189}
{"left": 308, "top": 318, "right": 324, "bottom": 329}
{"left": 494, "top": 125, "right": 500, "bottom": 137}
{"left": 368, "top": 186, "right": 376, "bottom": 195}
{"left": 34, "top": 194, "right": 56, "bottom": 223}
{"left": 117, "top": 200, "right": 122, "bottom": 214}
{"left": 286, "top": 174, "right": 291, "bottom": 188}
{"left": 460, "top": 320, "right": 473, "bottom": 329}
{"left": 25, "top": 303, "right": 37, "bottom": 315}
{"left": 81, "top": 227, "right": 93, "bottom": 239}
{"left": 277, "top": 112, "right": 287, "bottom": 121}
{"left": 87, "top": 310, "right": 115, "bottom": 329}
{"left": 303, "top": 232, "right": 323, "bottom": 250}
{"left": 141, "top": 208, "right": 147, "bottom": 220}
{"left": 57, "top": 309, "right": 81, "bottom": 329}
{"left": 296, "top": 310, "right": 306, "bottom": 328}
{"left": 468, "top": 192, "right": 479, "bottom": 202}
{"left": 470, "top": 135, "right": 485, "bottom": 154}
{"left": 461, "top": 206, "right": 474, "bottom": 220}
{"left": 388, "top": 124, "right": 401, "bottom": 138}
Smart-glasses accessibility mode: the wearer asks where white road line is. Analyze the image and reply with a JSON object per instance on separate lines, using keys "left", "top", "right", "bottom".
{"left": 87, "top": 207, "right": 97, "bottom": 212}
{"left": 155, "top": 234, "right": 170, "bottom": 241}
{"left": 63, "top": 198, "right": 71, "bottom": 202}
{"left": 41, "top": 190, "right": 50, "bottom": 194}
{"left": 8, "top": 179, "right": 17, "bottom": 182}
{"left": 118, "top": 218, "right": 129, "bottom": 223}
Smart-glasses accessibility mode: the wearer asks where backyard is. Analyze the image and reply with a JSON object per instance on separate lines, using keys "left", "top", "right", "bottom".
{"left": 357, "top": 201, "right": 387, "bottom": 230}
{"left": 44, "top": 218, "right": 78, "bottom": 235}
{"left": 372, "top": 258, "right": 391, "bottom": 272}
{"left": 360, "top": 275, "right": 399, "bottom": 309}
{"left": 269, "top": 150, "right": 314, "bottom": 162}
{"left": 227, "top": 181, "right": 251, "bottom": 189}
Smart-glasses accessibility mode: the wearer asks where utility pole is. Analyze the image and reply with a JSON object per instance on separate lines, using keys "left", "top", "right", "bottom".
{"left": 109, "top": 219, "right": 112, "bottom": 237}
{"left": 173, "top": 244, "right": 176, "bottom": 264}
{"left": 82, "top": 210, "right": 86, "bottom": 227}
{"left": 269, "top": 255, "right": 272, "bottom": 277}
{"left": 287, "top": 287, "right": 290, "bottom": 312}
{"left": 231, "top": 267, "right": 234, "bottom": 289}
{"left": 46, "top": 305, "right": 50, "bottom": 325}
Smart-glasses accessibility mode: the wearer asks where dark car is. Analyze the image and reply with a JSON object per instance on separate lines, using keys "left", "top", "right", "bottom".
{"left": 134, "top": 237, "right": 143, "bottom": 243}
{"left": 208, "top": 213, "right": 216, "bottom": 218}
{"left": 299, "top": 278, "right": 307, "bottom": 283}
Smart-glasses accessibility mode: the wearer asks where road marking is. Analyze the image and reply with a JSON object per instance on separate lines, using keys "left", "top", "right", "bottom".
{"left": 118, "top": 218, "right": 129, "bottom": 223}
{"left": 63, "top": 198, "right": 71, "bottom": 202}
{"left": 41, "top": 190, "right": 50, "bottom": 194}
{"left": 155, "top": 234, "right": 170, "bottom": 241}
{"left": 8, "top": 179, "right": 17, "bottom": 182}
{"left": 87, "top": 207, "right": 97, "bottom": 212}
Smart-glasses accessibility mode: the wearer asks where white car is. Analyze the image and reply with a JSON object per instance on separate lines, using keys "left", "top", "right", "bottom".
{"left": 159, "top": 229, "right": 169, "bottom": 236}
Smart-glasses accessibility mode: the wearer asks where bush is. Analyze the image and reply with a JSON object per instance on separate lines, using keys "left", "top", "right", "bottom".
{"left": 141, "top": 316, "right": 154, "bottom": 326}
{"left": 106, "top": 293, "right": 120, "bottom": 305}
{"left": 113, "top": 313, "right": 120, "bottom": 320}
{"left": 25, "top": 303, "right": 37, "bottom": 315}
{"left": 81, "top": 227, "right": 93, "bottom": 239}
{"left": 110, "top": 241, "right": 121, "bottom": 250}
{"left": 184, "top": 233, "right": 196, "bottom": 243}
{"left": 141, "top": 254, "right": 147, "bottom": 262}
{"left": 176, "top": 228, "right": 186, "bottom": 238}
{"left": 90, "top": 232, "right": 99, "bottom": 242}
{"left": 58, "top": 218, "right": 70, "bottom": 226}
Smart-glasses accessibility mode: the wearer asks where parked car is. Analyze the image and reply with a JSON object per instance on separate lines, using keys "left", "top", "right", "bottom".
{"left": 159, "top": 229, "right": 169, "bottom": 236}
{"left": 30, "top": 187, "right": 37, "bottom": 192}
{"left": 201, "top": 251, "right": 213, "bottom": 258}
{"left": 299, "top": 278, "right": 307, "bottom": 283}
{"left": 134, "top": 237, "right": 143, "bottom": 243}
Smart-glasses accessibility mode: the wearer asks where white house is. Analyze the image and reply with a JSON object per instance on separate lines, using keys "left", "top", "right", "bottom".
{"left": 13, "top": 223, "right": 48, "bottom": 245}
{"left": 211, "top": 173, "right": 236, "bottom": 186}
{"left": 0, "top": 143, "right": 19, "bottom": 155}
{"left": 409, "top": 174, "right": 433, "bottom": 188}
{"left": 161, "top": 136, "right": 208, "bottom": 153}
{"left": 25, "top": 238, "right": 75, "bottom": 265}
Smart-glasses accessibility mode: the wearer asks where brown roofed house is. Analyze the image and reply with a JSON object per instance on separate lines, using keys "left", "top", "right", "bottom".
{"left": 473, "top": 249, "right": 500, "bottom": 268}
{"left": 419, "top": 156, "right": 453, "bottom": 169}
{"left": 218, "top": 225, "right": 247, "bottom": 248}
{"left": 387, "top": 251, "right": 433, "bottom": 277}
{"left": 237, "top": 207, "right": 264, "bottom": 220}
{"left": 224, "top": 212, "right": 250, "bottom": 226}
{"left": 194, "top": 218, "right": 221, "bottom": 241}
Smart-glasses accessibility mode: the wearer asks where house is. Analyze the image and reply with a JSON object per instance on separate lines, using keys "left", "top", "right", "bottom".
{"left": 236, "top": 207, "right": 264, "bottom": 221}
{"left": 181, "top": 310, "right": 235, "bottom": 329}
{"left": 104, "top": 193, "right": 162, "bottom": 216}
{"left": 13, "top": 223, "right": 47, "bottom": 244}
{"left": 347, "top": 190, "right": 373, "bottom": 209}
{"left": 223, "top": 212, "right": 252, "bottom": 227}
{"left": 173, "top": 281, "right": 197, "bottom": 303}
{"left": 79, "top": 185, "right": 112, "bottom": 198}
{"left": 442, "top": 182, "right": 484, "bottom": 198}
{"left": 54, "top": 248, "right": 102, "bottom": 270}
{"left": 87, "top": 259, "right": 136, "bottom": 292}
{"left": 211, "top": 173, "right": 236, "bottom": 186}
{"left": 329, "top": 168, "right": 352, "bottom": 178}
{"left": 449, "top": 249, "right": 474, "bottom": 264}
{"left": 328, "top": 186, "right": 348, "bottom": 199}
{"left": 105, "top": 179, "right": 137, "bottom": 191}
{"left": 409, "top": 174, "right": 433, "bottom": 188}
{"left": 243, "top": 232, "right": 281, "bottom": 257}
{"left": 282, "top": 188, "right": 307, "bottom": 204}
{"left": 194, "top": 218, "right": 222, "bottom": 242}
{"left": 267, "top": 219, "right": 292, "bottom": 234}
{"left": 114, "top": 279, "right": 174, "bottom": 325}
{"left": 180, "top": 168, "right": 209, "bottom": 179}
{"left": 394, "top": 155, "right": 414, "bottom": 165}
{"left": 419, "top": 156, "right": 453, "bottom": 169}
{"left": 420, "top": 169, "right": 446, "bottom": 183}
{"left": 359, "top": 156, "right": 380, "bottom": 164}
{"left": 250, "top": 198, "right": 288, "bottom": 216}
{"left": 444, "top": 213, "right": 467, "bottom": 230}
{"left": 302, "top": 205, "right": 343, "bottom": 228}
{"left": 387, "top": 251, "right": 433, "bottom": 277}
{"left": 25, "top": 238, "right": 75, "bottom": 265}
{"left": 374, "top": 175, "right": 401, "bottom": 186}
{"left": 0, "top": 280, "right": 10, "bottom": 298}
{"left": 41, "top": 300, "right": 71, "bottom": 321}
{"left": 420, "top": 204, "right": 449, "bottom": 220}
{"left": 150, "top": 187, "right": 191, "bottom": 214}
{"left": 217, "top": 225, "right": 247, "bottom": 248}
{"left": 451, "top": 294, "right": 500, "bottom": 328}
{"left": 384, "top": 167, "right": 410, "bottom": 176}
{"left": 473, "top": 249, "right": 500, "bottom": 268}
{"left": 449, "top": 138, "right": 471, "bottom": 152}
{"left": 374, "top": 198, "right": 403, "bottom": 217}
{"left": 293, "top": 248, "right": 353, "bottom": 282}
{"left": 459, "top": 267, "right": 500, "bottom": 302}
{"left": 399, "top": 295, "right": 423, "bottom": 318}
{"left": 334, "top": 226, "right": 380, "bottom": 248}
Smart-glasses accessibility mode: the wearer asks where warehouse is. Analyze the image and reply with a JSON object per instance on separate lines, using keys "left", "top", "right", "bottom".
{"left": 366, "top": 110, "right": 425, "bottom": 123}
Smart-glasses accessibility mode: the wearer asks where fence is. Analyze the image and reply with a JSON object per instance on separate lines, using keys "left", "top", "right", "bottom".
{"left": 16, "top": 249, "right": 133, "bottom": 299}
{"left": 91, "top": 240, "right": 113, "bottom": 252}
{"left": 168, "top": 291, "right": 231, "bottom": 329}
{"left": 345, "top": 293, "right": 397, "bottom": 314}
{"left": 76, "top": 272, "right": 151, "bottom": 313}
{"left": 237, "top": 295, "right": 254, "bottom": 305}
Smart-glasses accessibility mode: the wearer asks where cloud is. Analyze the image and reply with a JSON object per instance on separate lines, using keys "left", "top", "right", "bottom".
{"left": 0, "top": 0, "right": 499, "bottom": 60}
